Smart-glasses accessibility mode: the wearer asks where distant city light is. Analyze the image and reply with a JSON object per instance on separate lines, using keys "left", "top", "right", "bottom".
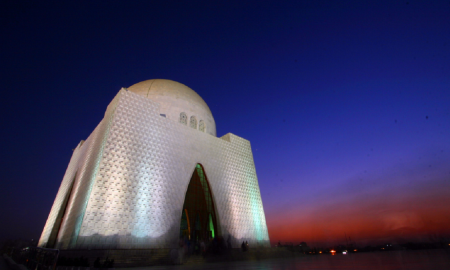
{"left": 342, "top": 250, "right": 347, "bottom": 255}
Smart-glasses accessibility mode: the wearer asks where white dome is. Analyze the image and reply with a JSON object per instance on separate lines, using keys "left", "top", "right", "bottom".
{"left": 127, "top": 79, "right": 216, "bottom": 136}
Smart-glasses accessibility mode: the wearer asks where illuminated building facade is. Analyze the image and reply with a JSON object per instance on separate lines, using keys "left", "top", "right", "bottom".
{"left": 38, "top": 79, "right": 270, "bottom": 249}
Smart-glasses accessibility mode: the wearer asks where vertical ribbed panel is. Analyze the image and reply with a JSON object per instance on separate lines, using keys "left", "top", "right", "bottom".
{"left": 55, "top": 93, "right": 120, "bottom": 249}
{"left": 38, "top": 141, "right": 84, "bottom": 247}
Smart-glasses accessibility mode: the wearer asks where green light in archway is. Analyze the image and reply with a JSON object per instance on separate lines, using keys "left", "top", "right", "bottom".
{"left": 209, "top": 213, "right": 215, "bottom": 238}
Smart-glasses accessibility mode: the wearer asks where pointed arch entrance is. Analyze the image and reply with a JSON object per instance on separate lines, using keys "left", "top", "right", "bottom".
{"left": 180, "top": 164, "right": 218, "bottom": 241}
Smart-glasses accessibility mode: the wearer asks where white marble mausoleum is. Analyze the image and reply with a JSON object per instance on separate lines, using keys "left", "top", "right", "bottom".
{"left": 38, "top": 79, "right": 270, "bottom": 250}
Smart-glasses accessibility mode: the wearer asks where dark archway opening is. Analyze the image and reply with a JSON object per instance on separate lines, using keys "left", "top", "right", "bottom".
{"left": 180, "top": 164, "right": 218, "bottom": 241}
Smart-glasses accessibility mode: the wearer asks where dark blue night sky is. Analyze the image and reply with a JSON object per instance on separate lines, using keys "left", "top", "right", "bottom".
{"left": 1, "top": 1, "right": 449, "bottom": 246}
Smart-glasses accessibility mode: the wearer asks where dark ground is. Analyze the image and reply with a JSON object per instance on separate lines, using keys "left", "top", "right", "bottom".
{"left": 120, "top": 249, "right": 450, "bottom": 270}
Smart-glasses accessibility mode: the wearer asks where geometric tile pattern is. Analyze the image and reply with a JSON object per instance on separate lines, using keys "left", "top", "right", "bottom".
{"left": 39, "top": 89, "right": 270, "bottom": 249}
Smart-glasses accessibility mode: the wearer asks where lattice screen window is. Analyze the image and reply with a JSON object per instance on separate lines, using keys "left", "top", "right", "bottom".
{"left": 180, "top": 112, "right": 187, "bottom": 125}
{"left": 199, "top": 120, "right": 205, "bottom": 132}
{"left": 190, "top": 116, "right": 197, "bottom": 129}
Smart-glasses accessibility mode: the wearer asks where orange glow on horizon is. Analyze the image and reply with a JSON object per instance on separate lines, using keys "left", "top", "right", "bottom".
{"left": 266, "top": 188, "right": 450, "bottom": 245}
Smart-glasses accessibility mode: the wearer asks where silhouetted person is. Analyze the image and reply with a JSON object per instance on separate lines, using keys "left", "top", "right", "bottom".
{"left": 194, "top": 241, "right": 200, "bottom": 255}
{"left": 200, "top": 240, "right": 206, "bottom": 256}
{"left": 103, "top": 256, "right": 113, "bottom": 268}
{"left": 178, "top": 237, "right": 185, "bottom": 264}
{"left": 212, "top": 237, "right": 218, "bottom": 254}
{"left": 187, "top": 238, "right": 191, "bottom": 255}
{"left": 93, "top": 257, "right": 100, "bottom": 268}
{"left": 241, "top": 241, "right": 248, "bottom": 252}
